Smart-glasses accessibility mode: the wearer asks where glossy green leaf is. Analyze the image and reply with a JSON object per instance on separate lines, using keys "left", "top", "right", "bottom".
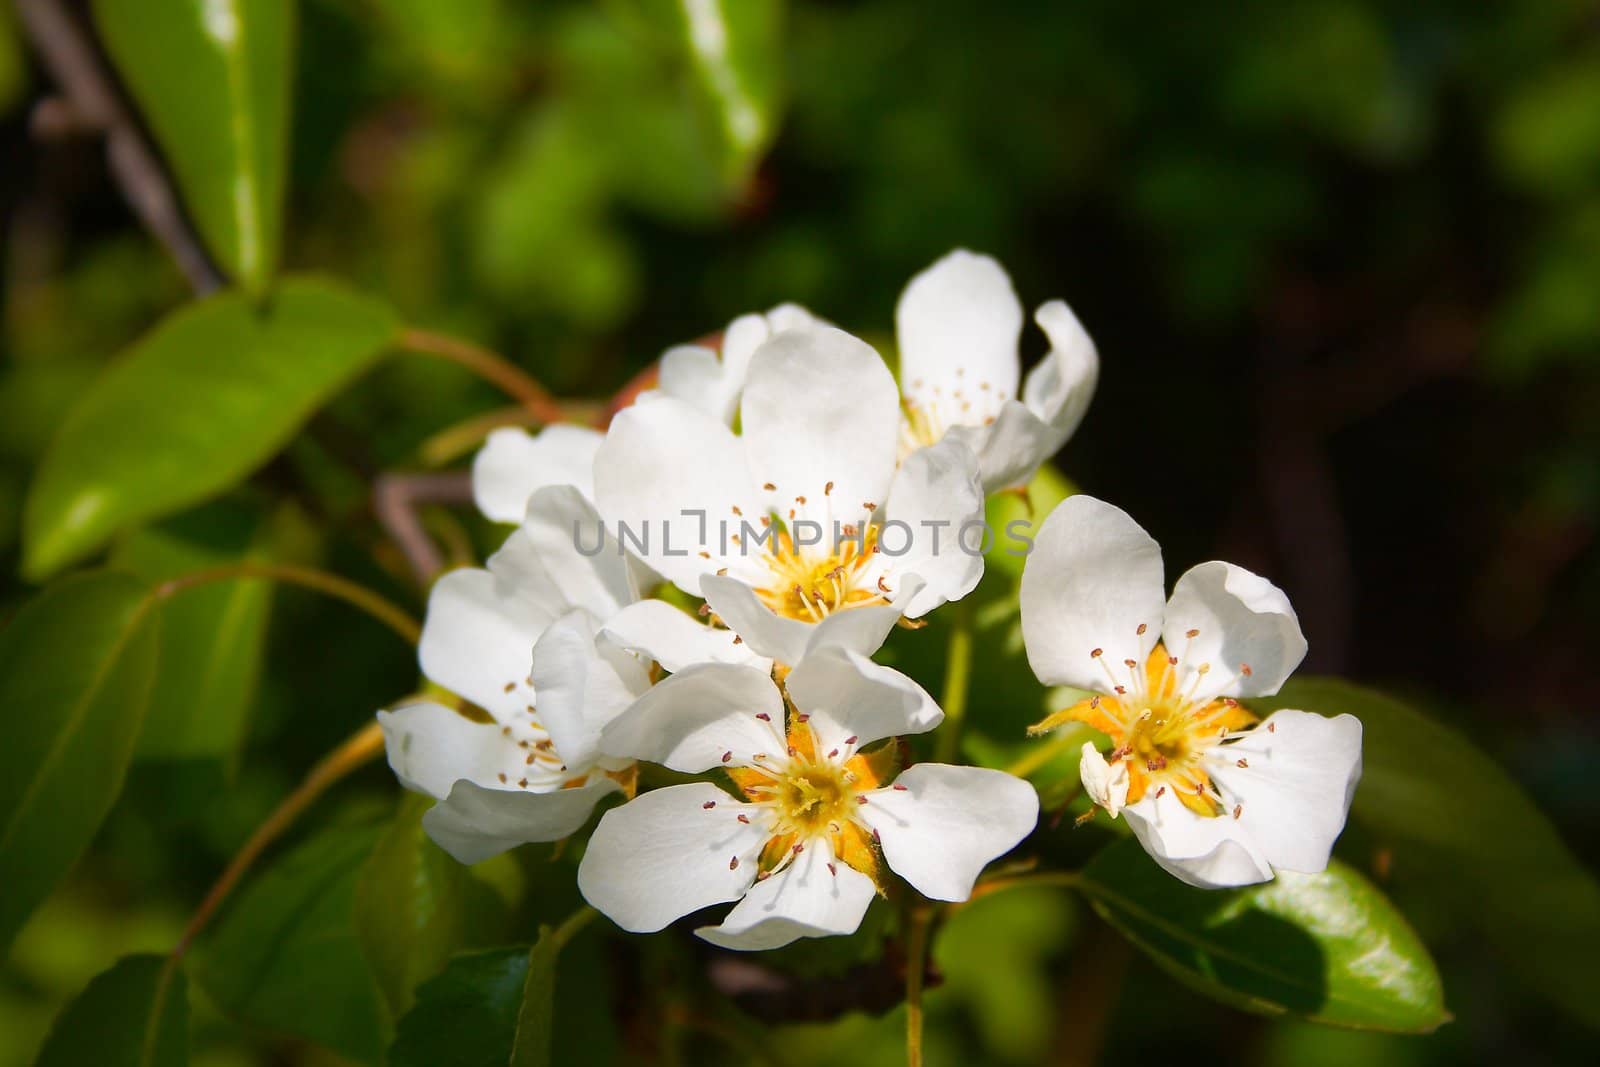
{"left": 0, "top": 571, "right": 159, "bottom": 950}
{"left": 92, "top": 0, "right": 294, "bottom": 293}
{"left": 1080, "top": 839, "right": 1448, "bottom": 1032}
{"left": 190, "top": 822, "right": 387, "bottom": 1061}
{"left": 390, "top": 910, "right": 594, "bottom": 1067}
{"left": 1263, "top": 677, "right": 1600, "bottom": 1029}
{"left": 23, "top": 278, "right": 399, "bottom": 579}
{"left": 34, "top": 953, "right": 187, "bottom": 1067}
{"left": 356, "top": 793, "right": 517, "bottom": 1018}
{"left": 112, "top": 500, "right": 277, "bottom": 765}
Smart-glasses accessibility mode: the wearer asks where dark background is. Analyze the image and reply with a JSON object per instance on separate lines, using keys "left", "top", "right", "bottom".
{"left": 2, "top": 1, "right": 1597, "bottom": 1063}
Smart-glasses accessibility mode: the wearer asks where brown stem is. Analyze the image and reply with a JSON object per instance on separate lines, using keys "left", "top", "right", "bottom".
{"left": 16, "top": 0, "right": 223, "bottom": 293}
{"left": 372, "top": 470, "right": 474, "bottom": 586}
{"left": 398, "top": 327, "right": 567, "bottom": 424}
{"left": 155, "top": 561, "right": 421, "bottom": 644}
{"left": 170, "top": 721, "right": 386, "bottom": 957}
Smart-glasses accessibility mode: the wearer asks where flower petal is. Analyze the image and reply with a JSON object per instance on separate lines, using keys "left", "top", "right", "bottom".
{"left": 472, "top": 424, "right": 602, "bottom": 524}
{"left": 1163, "top": 561, "right": 1307, "bottom": 701}
{"left": 700, "top": 574, "right": 814, "bottom": 666}
{"left": 1120, "top": 788, "right": 1273, "bottom": 889}
{"left": 600, "top": 598, "right": 770, "bottom": 673}
{"left": 942, "top": 405, "right": 1055, "bottom": 494}
{"left": 594, "top": 396, "right": 758, "bottom": 593}
{"left": 1022, "top": 300, "right": 1099, "bottom": 452}
{"left": 422, "top": 778, "right": 620, "bottom": 866}
{"left": 696, "top": 838, "right": 876, "bottom": 951}
{"left": 488, "top": 485, "right": 634, "bottom": 625}
{"left": 1204, "top": 709, "right": 1363, "bottom": 875}
{"left": 656, "top": 344, "right": 733, "bottom": 423}
{"left": 896, "top": 250, "right": 1023, "bottom": 410}
{"left": 784, "top": 646, "right": 942, "bottom": 755}
{"left": 578, "top": 783, "right": 767, "bottom": 933}
{"left": 529, "top": 610, "right": 650, "bottom": 770}
{"left": 598, "top": 662, "right": 785, "bottom": 771}
{"left": 740, "top": 326, "right": 898, "bottom": 528}
{"left": 1079, "top": 742, "right": 1129, "bottom": 818}
{"left": 377, "top": 702, "right": 530, "bottom": 799}
{"left": 1019, "top": 495, "right": 1165, "bottom": 693}
{"left": 417, "top": 567, "right": 551, "bottom": 720}
{"left": 878, "top": 437, "right": 985, "bottom": 617}
{"left": 859, "top": 764, "right": 1039, "bottom": 901}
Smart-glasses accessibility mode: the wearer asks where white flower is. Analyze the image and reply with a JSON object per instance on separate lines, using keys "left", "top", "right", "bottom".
{"left": 896, "top": 250, "right": 1099, "bottom": 493}
{"left": 1077, "top": 742, "right": 1129, "bottom": 819}
{"left": 645, "top": 304, "right": 823, "bottom": 426}
{"left": 473, "top": 423, "right": 604, "bottom": 525}
{"left": 577, "top": 648, "right": 1039, "bottom": 950}
{"left": 378, "top": 483, "right": 759, "bottom": 862}
{"left": 1019, "top": 494, "right": 1362, "bottom": 889}
{"left": 594, "top": 324, "right": 986, "bottom": 666}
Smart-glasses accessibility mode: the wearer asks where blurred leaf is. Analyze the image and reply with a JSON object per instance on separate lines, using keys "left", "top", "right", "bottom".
{"left": 0, "top": 571, "right": 159, "bottom": 951}
{"left": 621, "top": 0, "right": 784, "bottom": 184}
{"left": 356, "top": 793, "right": 515, "bottom": 1019}
{"left": 112, "top": 500, "right": 278, "bottom": 765}
{"left": 1494, "top": 61, "right": 1600, "bottom": 197}
{"left": 190, "top": 822, "right": 387, "bottom": 1061}
{"left": 389, "top": 910, "right": 594, "bottom": 1067}
{"left": 1080, "top": 839, "right": 1448, "bottom": 1032}
{"left": 984, "top": 461, "right": 1075, "bottom": 579}
{"left": 0, "top": 3, "right": 25, "bottom": 117}
{"left": 23, "top": 278, "right": 399, "bottom": 579}
{"left": 1265, "top": 677, "right": 1600, "bottom": 1029}
{"left": 34, "top": 953, "right": 187, "bottom": 1067}
{"left": 936, "top": 885, "right": 1076, "bottom": 1061}
{"left": 92, "top": 0, "right": 294, "bottom": 293}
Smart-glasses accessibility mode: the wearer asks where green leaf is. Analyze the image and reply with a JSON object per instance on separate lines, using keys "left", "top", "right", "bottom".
{"left": 190, "top": 822, "right": 387, "bottom": 1061}
{"left": 356, "top": 793, "right": 515, "bottom": 1019}
{"left": 91, "top": 0, "right": 294, "bottom": 293}
{"left": 112, "top": 500, "right": 277, "bottom": 765}
{"left": 0, "top": 571, "right": 159, "bottom": 950}
{"left": 390, "top": 909, "right": 595, "bottom": 1067}
{"left": 1264, "top": 677, "right": 1600, "bottom": 1029}
{"left": 34, "top": 953, "right": 187, "bottom": 1067}
{"left": 23, "top": 277, "right": 399, "bottom": 579}
{"left": 1080, "top": 839, "right": 1448, "bottom": 1033}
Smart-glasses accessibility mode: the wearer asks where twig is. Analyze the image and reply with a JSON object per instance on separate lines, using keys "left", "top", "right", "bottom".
{"left": 398, "top": 327, "right": 568, "bottom": 424}
{"left": 154, "top": 560, "right": 422, "bottom": 645}
{"left": 16, "top": 0, "right": 223, "bottom": 293}
{"left": 373, "top": 470, "right": 474, "bottom": 586}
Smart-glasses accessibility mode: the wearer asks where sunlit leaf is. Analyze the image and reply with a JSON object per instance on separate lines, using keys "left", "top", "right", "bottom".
{"left": 389, "top": 911, "right": 594, "bottom": 1067}
{"left": 1080, "top": 839, "right": 1448, "bottom": 1032}
{"left": 1262, "top": 677, "right": 1600, "bottom": 1029}
{"left": 190, "top": 822, "right": 387, "bottom": 1061}
{"left": 0, "top": 571, "right": 159, "bottom": 950}
{"left": 112, "top": 499, "right": 278, "bottom": 765}
{"left": 356, "top": 793, "right": 517, "bottom": 1019}
{"left": 23, "top": 278, "right": 399, "bottom": 579}
{"left": 92, "top": 0, "right": 294, "bottom": 293}
{"left": 34, "top": 953, "right": 187, "bottom": 1067}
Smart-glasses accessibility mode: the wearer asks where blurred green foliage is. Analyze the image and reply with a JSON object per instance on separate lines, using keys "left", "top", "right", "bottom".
{"left": 3, "top": 0, "right": 1599, "bottom": 1065}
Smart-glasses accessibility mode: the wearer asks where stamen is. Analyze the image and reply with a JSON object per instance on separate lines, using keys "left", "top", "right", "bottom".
{"left": 703, "top": 800, "right": 717, "bottom": 809}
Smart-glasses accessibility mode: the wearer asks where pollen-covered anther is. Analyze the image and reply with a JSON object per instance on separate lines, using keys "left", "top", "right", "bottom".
{"left": 1136, "top": 623, "right": 1147, "bottom": 635}
{"left": 730, "top": 856, "right": 740, "bottom": 870}
{"left": 703, "top": 800, "right": 717, "bottom": 809}
{"left": 1236, "top": 758, "right": 1249, "bottom": 768}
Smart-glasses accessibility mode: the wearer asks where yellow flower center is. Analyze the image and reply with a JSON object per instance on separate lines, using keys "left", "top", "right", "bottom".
{"left": 1032, "top": 643, "right": 1258, "bottom": 818}
{"left": 726, "top": 717, "right": 899, "bottom": 883}
{"left": 751, "top": 526, "right": 887, "bottom": 622}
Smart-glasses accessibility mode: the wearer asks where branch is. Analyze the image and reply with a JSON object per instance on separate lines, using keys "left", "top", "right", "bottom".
{"left": 373, "top": 470, "right": 474, "bottom": 586}
{"left": 16, "top": 0, "right": 224, "bottom": 294}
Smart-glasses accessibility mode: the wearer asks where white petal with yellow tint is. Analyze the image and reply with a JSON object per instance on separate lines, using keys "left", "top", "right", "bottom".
{"left": 377, "top": 701, "right": 533, "bottom": 799}
{"left": 417, "top": 567, "right": 552, "bottom": 721}
{"left": 1163, "top": 561, "right": 1307, "bottom": 703}
{"left": 578, "top": 783, "right": 768, "bottom": 932}
{"left": 896, "top": 250, "right": 1022, "bottom": 411}
{"left": 472, "top": 424, "right": 602, "bottom": 524}
{"left": 423, "top": 777, "right": 621, "bottom": 866}
{"left": 1020, "top": 495, "right": 1165, "bottom": 693}
{"left": 859, "top": 764, "right": 1039, "bottom": 902}
{"left": 597, "top": 662, "right": 785, "bottom": 772}
{"left": 696, "top": 837, "right": 877, "bottom": 951}
{"left": 784, "top": 646, "right": 941, "bottom": 755}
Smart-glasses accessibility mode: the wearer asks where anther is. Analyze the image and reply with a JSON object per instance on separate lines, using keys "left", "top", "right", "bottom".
{"left": 763, "top": 482, "right": 776, "bottom": 491}
{"left": 1090, "top": 648, "right": 1103, "bottom": 658}
{"left": 1240, "top": 663, "right": 1254, "bottom": 677}
{"left": 699, "top": 551, "right": 710, "bottom": 559}
{"left": 792, "top": 843, "right": 804, "bottom": 855}
{"left": 733, "top": 636, "right": 743, "bottom": 644}
{"left": 828, "top": 748, "right": 839, "bottom": 758}
{"left": 721, "top": 751, "right": 733, "bottom": 763}
{"left": 893, "top": 783, "right": 908, "bottom": 791}
{"left": 518, "top": 778, "right": 528, "bottom": 788}
{"left": 1186, "top": 628, "right": 1199, "bottom": 639}
{"left": 730, "top": 856, "right": 740, "bottom": 870}
{"left": 502, "top": 681, "right": 515, "bottom": 693}
{"left": 498, "top": 773, "right": 507, "bottom": 783}
{"left": 844, "top": 735, "right": 858, "bottom": 745}
{"left": 827, "top": 863, "right": 837, "bottom": 876}
{"left": 797, "top": 713, "right": 810, "bottom": 722}
{"left": 703, "top": 800, "right": 717, "bottom": 809}
{"left": 756, "top": 712, "right": 771, "bottom": 721}
{"left": 1236, "top": 758, "right": 1249, "bottom": 768}
{"left": 525, "top": 753, "right": 535, "bottom": 764}
{"left": 1232, "top": 804, "right": 1242, "bottom": 820}
{"left": 1168, "top": 656, "right": 1178, "bottom": 666}
{"left": 1155, "top": 786, "right": 1166, "bottom": 798}
{"left": 877, "top": 576, "right": 891, "bottom": 593}
{"left": 862, "top": 501, "right": 877, "bottom": 510}
{"left": 1124, "top": 658, "right": 1137, "bottom": 669}
{"left": 1136, "top": 623, "right": 1147, "bottom": 635}
{"left": 787, "top": 746, "right": 798, "bottom": 757}
{"left": 856, "top": 795, "right": 868, "bottom": 805}
{"left": 825, "top": 481, "right": 834, "bottom": 495}
{"left": 1114, "top": 685, "right": 1126, "bottom": 695}
{"left": 737, "top": 814, "right": 751, "bottom": 823}
{"left": 872, "top": 828, "right": 882, "bottom": 843}
{"left": 1267, "top": 721, "right": 1276, "bottom": 732}
{"left": 795, "top": 495, "right": 807, "bottom": 505}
